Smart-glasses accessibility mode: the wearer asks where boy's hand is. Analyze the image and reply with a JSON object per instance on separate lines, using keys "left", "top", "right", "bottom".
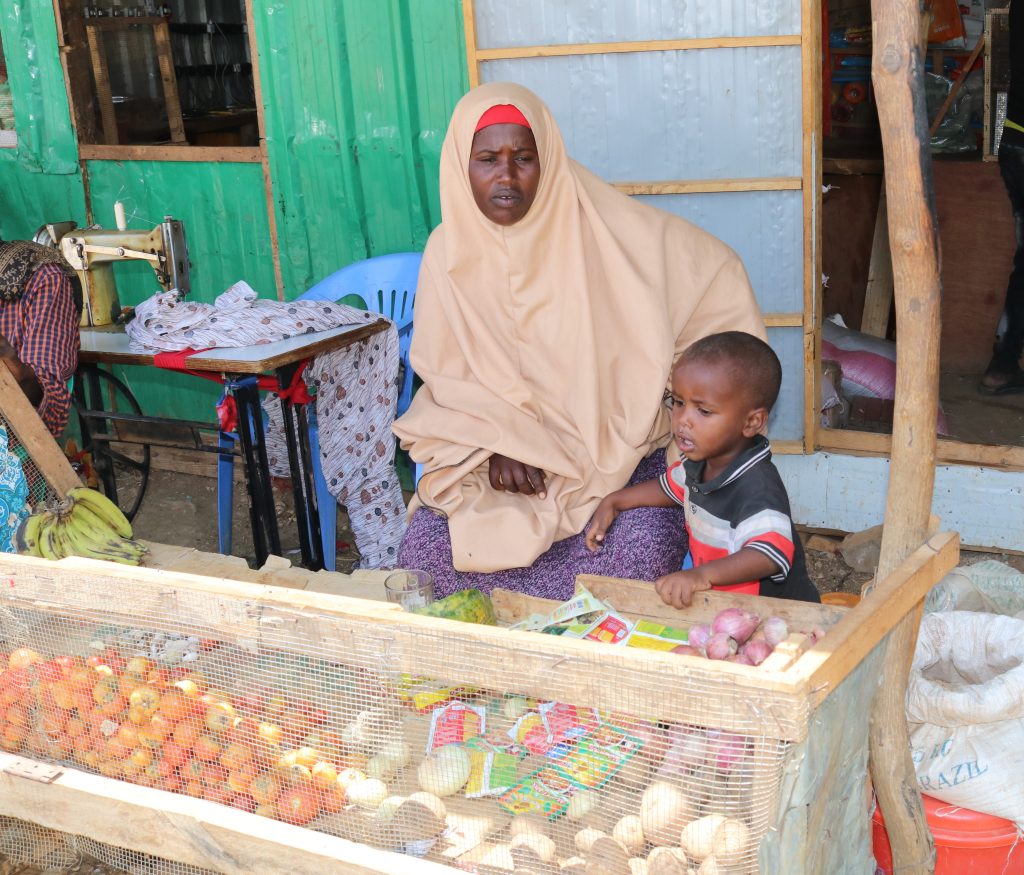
{"left": 655, "top": 569, "right": 712, "bottom": 609}
{"left": 585, "top": 495, "right": 620, "bottom": 551}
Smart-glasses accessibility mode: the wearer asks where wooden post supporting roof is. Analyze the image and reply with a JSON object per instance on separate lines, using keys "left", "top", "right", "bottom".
{"left": 867, "top": 0, "right": 944, "bottom": 871}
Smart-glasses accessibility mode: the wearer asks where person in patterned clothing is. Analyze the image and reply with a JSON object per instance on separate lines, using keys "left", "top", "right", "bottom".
{"left": 0, "top": 239, "right": 80, "bottom": 436}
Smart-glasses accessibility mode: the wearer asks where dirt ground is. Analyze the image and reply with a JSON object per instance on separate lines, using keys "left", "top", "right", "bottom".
{"left": 128, "top": 468, "right": 1021, "bottom": 594}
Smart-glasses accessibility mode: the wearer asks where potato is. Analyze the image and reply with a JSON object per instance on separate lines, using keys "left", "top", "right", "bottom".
{"left": 575, "top": 828, "right": 607, "bottom": 854}
{"left": 639, "top": 782, "right": 695, "bottom": 847}
{"left": 612, "top": 814, "right": 646, "bottom": 856}
{"left": 679, "top": 814, "right": 728, "bottom": 862}
{"left": 646, "top": 847, "right": 688, "bottom": 875}
{"left": 510, "top": 832, "right": 557, "bottom": 870}
{"left": 392, "top": 792, "right": 447, "bottom": 841}
{"left": 585, "top": 836, "right": 631, "bottom": 875}
{"left": 710, "top": 819, "right": 750, "bottom": 868}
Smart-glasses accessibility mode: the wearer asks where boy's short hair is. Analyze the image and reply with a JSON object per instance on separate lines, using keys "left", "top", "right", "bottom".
{"left": 678, "top": 331, "right": 782, "bottom": 411}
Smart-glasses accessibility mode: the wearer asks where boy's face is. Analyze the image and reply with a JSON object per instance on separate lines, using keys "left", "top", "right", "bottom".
{"left": 667, "top": 358, "right": 767, "bottom": 479}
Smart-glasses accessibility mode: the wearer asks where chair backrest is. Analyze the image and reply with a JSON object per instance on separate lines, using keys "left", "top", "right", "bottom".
{"left": 299, "top": 252, "right": 422, "bottom": 415}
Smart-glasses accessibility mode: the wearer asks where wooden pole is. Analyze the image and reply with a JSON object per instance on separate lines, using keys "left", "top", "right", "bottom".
{"left": 867, "top": 0, "right": 943, "bottom": 872}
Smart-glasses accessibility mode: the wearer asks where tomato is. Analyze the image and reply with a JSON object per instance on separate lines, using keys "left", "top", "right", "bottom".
{"left": 184, "top": 780, "right": 204, "bottom": 798}
{"left": 50, "top": 680, "right": 76, "bottom": 710}
{"left": 171, "top": 720, "right": 200, "bottom": 750}
{"left": 228, "top": 793, "right": 256, "bottom": 813}
{"left": 5, "top": 702, "right": 30, "bottom": 727}
{"left": 102, "top": 649, "right": 126, "bottom": 675}
{"left": 0, "top": 722, "right": 28, "bottom": 751}
{"left": 157, "top": 690, "right": 189, "bottom": 722}
{"left": 318, "top": 785, "right": 345, "bottom": 814}
{"left": 200, "top": 762, "right": 227, "bottom": 787}
{"left": 310, "top": 760, "right": 338, "bottom": 788}
{"left": 193, "top": 734, "right": 223, "bottom": 762}
{"left": 204, "top": 701, "right": 236, "bottom": 734}
{"left": 203, "top": 783, "right": 233, "bottom": 805}
{"left": 159, "top": 773, "right": 183, "bottom": 793}
{"left": 8, "top": 648, "right": 43, "bottom": 670}
{"left": 123, "top": 656, "right": 153, "bottom": 681}
{"left": 220, "top": 742, "right": 254, "bottom": 771}
{"left": 161, "top": 741, "right": 188, "bottom": 769}
{"left": 127, "top": 704, "right": 150, "bottom": 725}
{"left": 128, "top": 685, "right": 160, "bottom": 715}
{"left": 92, "top": 676, "right": 121, "bottom": 707}
{"left": 65, "top": 716, "right": 87, "bottom": 739}
{"left": 276, "top": 783, "right": 320, "bottom": 825}
{"left": 226, "top": 763, "right": 259, "bottom": 794}
{"left": 40, "top": 709, "right": 67, "bottom": 736}
{"left": 182, "top": 757, "right": 205, "bottom": 782}
{"left": 68, "top": 666, "right": 95, "bottom": 694}
{"left": 248, "top": 770, "right": 282, "bottom": 806}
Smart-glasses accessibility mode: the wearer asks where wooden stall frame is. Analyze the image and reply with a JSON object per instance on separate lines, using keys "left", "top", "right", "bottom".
{"left": 0, "top": 531, "right": 958, "bottom": 873}
{"left": 461, "top": 0, "right": 820, "bottom": 453}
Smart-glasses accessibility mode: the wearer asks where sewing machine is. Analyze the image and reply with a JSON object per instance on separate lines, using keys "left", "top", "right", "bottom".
{"left": 34, "top": 215, "right": 190, "bottom": 327}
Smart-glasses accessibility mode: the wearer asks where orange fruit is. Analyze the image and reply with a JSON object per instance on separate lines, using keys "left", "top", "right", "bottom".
{"left": 249, "top": 770, "right": 282, "bottom": 806}
{"left": 276, "top": 783, "right": 320, "bottom": 824}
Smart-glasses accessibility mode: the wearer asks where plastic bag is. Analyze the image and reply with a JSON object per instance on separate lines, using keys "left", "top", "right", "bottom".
{"left": 907, "top": 611, "right": 1024, "bottom": 827}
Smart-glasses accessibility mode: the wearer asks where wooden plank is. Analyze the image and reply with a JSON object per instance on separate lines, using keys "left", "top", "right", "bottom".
{"left": 80, "top": 144, "right": 262, "bottom": 162}
{"left": 462, "top": 0, "right": 481, "bottom": 90}
{"left": 802, "top": 0, "right": 823, "bottom": 456}
{"left": 860, "top": 187, "right": 894, "bottom": 337}
{"left": 0, "top": 553, "right": 812, "bottom": 740}
{"left": 817, "top": 427, "right": 1024, "bottom": 471}
{"left": 244, "top": 0, "right": 286, "bottom": 301}
{"left": 53, "top": 0, "right": 100, "bottom": 145}
{"left": 475, "top": 34, "right": 802, "bottom": 62}
{"left": 792, "top": 531, "right": 959, "bottom": 703}
{"left": 0, "top": 751, "right": 450, "bottom": 875}
{"left": 152, "top": 20, "right": 186, "bottom": 144}
{"left": 769, "top": 439, "right": 805, "bottom": 455}
{"left": 0, "top": 362, "right": 81, "bottom": 497}
{"left": 613, "top": 177, "right": 802, "bottom": 195}
{"left": 763, "top": 312, "right": 803, "bottom": 327}
{"left": 85, "top": 24, "right": 118, "bottom": 145}
{"left": 82, "top": 15, "right": 168, "bottom": 30}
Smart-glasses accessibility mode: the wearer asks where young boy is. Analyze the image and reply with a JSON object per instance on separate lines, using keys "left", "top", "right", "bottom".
{"left": 586, "top": 331, "right": 819, "bottom": 607}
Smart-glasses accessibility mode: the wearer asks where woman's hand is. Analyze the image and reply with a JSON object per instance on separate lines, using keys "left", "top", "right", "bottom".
{"left": 585, "top": 495, "right": 621, "bottom": 551}
{"left": 488, "top": 454, "right": 547, "bottom": 498}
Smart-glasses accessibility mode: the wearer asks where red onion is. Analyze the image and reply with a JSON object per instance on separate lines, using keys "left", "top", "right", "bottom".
{"left": 727, "top": 652, "right": 754, "bottom": 665}
{"left": 670, "top": 644, "right": 704, "bottom": 657}
{"left": 705, "top": 632, "right": 738, "bottom": 660}
{"left": 711, "top": 608, "right": 760, "bottom": 645}
{"left": 761, "top": 616, "right": 789, "bottom": 648}
{"left": 657, "top": 724, "right": 708, "bottom": 777}
{"left": 687, "top": 623, "right": 712, "bottom": 651}
{"left": 741, "top": 638, "right": 773, "bottom": 666}
{"left": 706, "top": 730, "right": 747, "bottom": 774}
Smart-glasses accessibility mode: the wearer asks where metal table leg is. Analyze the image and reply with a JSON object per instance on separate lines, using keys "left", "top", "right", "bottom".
{"left": 275, "top": 363, "right": 323, "bottom": 571}
{"left": 231, "top": 376, "right": 281, "bottom": 567}
{"left": 76, "top": 364, "right": 118, "bottom": 505}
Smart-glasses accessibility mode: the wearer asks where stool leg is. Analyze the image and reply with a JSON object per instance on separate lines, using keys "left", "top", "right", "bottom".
{"left": 217, "top": 432, "right": 236, "bottom": 555}
{"left": 309, "top": 418, "right": 337, "bottom": 572}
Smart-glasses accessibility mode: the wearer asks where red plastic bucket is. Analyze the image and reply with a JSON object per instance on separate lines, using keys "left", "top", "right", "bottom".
{"left": 873, "top": 793, "right": 1023, "bottom": 874}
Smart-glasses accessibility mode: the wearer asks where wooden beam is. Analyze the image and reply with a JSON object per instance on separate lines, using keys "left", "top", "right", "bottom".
{"left": 462, "top": 0, "right": 481, "bottom": 89}
{"left": 867, "top": 0, "right": 945, "bottom": 868}
{"left": 614, "top": 177, "right": 801, "bottom": 195}
{"left": 802, "top": 0, "right": 823, "bottom": 455}
{"left": 84, "top": 25, "right": 118, "bottom": 145}
{"left": 791, "top": 531, "right": 959, "bottom": 704}
{"left": 152, "top": 20, "right": 186, "bottom": 144}
{"left": 0, "top": 362, "right": 81, "bottom": 498}
{"left": 79, "top": 144, "right": 262, "bottom": 163}
{"left": 822, "top": 157, "right": 884, "bottom": 176}
{"left": 475, "top": 34, "right": 802, "bottom": 62}
{"left": 52, "top": 0, "right": 100, "bottom": 146}
{"left": 860, "top": 188, "right": 894, "bottom": 337}
{"left": 244, "top": 0, "right": 286, "bottom": 301}
{"left": 763, "top": 312, "right": 803, "bottom": 327}
{"left": 817, "top": 426, "right": 1024, "bottom": 472}
{"left": 0, "top": 751, "right": 449, "bottom": 875}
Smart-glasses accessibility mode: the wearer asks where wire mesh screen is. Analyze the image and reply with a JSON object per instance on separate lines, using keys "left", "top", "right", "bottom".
{"left": 0, "top": 815, "right": 79, "bottom": 871}
{"left": 987, "top": 9, "right": 1012, "bottom": 156}
{"left": 0, "top": 577, "right": 805, "bottom": 874}
{"left": 0, "top": 415, "right": 57, "bottom": 513}
{"left": 73, "top": 835, "right": 215, "bottom": 875}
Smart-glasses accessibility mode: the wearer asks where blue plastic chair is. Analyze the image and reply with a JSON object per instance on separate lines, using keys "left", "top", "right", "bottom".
{"left": 217, "top": 252, "right": 422, "bottom": 570}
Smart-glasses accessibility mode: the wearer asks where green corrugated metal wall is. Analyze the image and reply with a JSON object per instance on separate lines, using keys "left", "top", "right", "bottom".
{"left": 0, "top": 0, "right": 467, "bottom": 419}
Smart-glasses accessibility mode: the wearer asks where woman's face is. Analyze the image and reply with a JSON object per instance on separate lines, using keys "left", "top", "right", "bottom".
{"left": 468, "top": 123, "right": 540, "bottom": 225}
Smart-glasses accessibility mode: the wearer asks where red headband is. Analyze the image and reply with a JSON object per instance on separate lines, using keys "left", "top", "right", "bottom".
{"left": 474, "top": 104, "right": 531, "bottom": 133}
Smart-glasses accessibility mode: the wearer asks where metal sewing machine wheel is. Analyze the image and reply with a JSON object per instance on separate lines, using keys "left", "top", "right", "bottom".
{"left": 71, "top": 367, "right": 151, "bottom": 522}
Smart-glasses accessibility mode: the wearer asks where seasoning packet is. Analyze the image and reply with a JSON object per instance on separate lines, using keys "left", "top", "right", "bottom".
{"left": 427, "top": 700, "right": 487, "bottom": 751}
{"left": 623, "top": 619, "right": 690, "bottom": 651}
{"left": 508, "top": 585, "right": 611, "bottom": 632}
{"left": 508, "top": 702, "right": 599, "bottom": 756}
{"left": 556, "top": 724, "right": 642, "bottom": 789}
{"left": 498, "top": 764, "right": 575, "bottom": 819}
{"left": 465, "top": 747, "right": 519, "bottom": 798}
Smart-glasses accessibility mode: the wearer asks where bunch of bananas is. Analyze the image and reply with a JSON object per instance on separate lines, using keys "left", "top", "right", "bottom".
{"left": 16, "top": 487, "right": 147, "bottom": 566}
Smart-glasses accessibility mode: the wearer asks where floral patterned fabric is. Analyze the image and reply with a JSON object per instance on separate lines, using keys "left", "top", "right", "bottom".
{"left": 127, "top": 283, "right": 406, "bottom": 567}
{"left": 0, "top": 426, "right": 30, "bottom": 554}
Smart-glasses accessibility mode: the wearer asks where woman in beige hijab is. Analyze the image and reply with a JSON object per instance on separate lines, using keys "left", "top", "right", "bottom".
{"left": 393, "top": 82, "right": 764, "bottom": 599}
